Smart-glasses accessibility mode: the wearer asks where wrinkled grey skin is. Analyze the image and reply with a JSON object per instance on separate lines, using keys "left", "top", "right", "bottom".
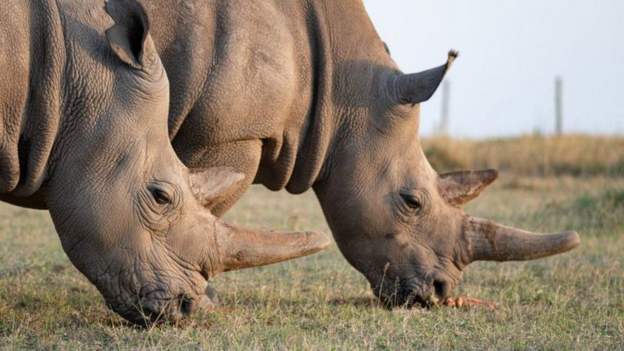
{"left": 0, "top": 0, "right": 328, "bottom": 324}
{"left": 140, "top": 0, "right": 580, "bottom": 306}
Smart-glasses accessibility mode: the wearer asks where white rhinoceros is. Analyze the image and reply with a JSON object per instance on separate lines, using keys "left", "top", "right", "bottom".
{"left": 0, "top": 0, "right": 328, "bottom": 324}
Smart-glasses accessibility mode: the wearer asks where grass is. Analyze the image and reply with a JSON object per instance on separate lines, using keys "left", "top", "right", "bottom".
{"left": 1, "top": 175, "right": 623, "bottom": 349}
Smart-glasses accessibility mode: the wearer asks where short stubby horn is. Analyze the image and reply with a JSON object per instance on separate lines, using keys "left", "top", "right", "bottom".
{"left": 394, "top": 50, "right": 458, "bottom": 105}
{"left": 215, "top": 221, "right": 331, "bottom": 272}
{"left": 464, "top": 216, "right": 580, "bottom": 262}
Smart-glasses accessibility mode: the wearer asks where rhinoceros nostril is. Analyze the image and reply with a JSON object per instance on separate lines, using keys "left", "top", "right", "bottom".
{"left": 433, "top": 280, "right": 448, "bottom": 299}
{"left": 178, "top": 294, "right": 194, "bottom": 316}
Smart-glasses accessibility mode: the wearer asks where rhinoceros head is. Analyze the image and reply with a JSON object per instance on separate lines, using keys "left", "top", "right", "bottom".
{"left": 45, "top": 0, "right": 328, "bottom": 324}
{"left": 315, "top": 49, "right": 579, "bottom": 307}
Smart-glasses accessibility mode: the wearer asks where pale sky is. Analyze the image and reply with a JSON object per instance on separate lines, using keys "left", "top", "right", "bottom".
{"left": 363, "top": 0, "right": 624, "bottom": 137}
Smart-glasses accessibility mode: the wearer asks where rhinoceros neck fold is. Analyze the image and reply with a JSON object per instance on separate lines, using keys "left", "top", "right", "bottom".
{"left": 163, "top": 0, "right": 339, "bottom": 195}
{"left": 0, "top": 0, "right": 66, "bottom": 198}
{"left": 280, "top": 1, "right": 336, "bottom": 194}
{"left": 230, "top": 0, "right": 338, "bottom": 194}
{"left": 159, "top": 0, "right": 395, "bottom": 208}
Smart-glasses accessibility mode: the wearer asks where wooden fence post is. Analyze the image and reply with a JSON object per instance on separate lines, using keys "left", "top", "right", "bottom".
{"left": 555, "top": 76, "right": 563, "bottom": 136}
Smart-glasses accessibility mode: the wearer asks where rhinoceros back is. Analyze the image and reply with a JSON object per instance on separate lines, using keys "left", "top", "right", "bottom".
{"left": 0, "top": 0, "right": 65, "bottom": 197}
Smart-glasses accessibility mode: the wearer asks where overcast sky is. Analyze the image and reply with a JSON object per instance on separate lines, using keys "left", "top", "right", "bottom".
{"left": 363, "top": 0, "right": 624, "bottom": 137}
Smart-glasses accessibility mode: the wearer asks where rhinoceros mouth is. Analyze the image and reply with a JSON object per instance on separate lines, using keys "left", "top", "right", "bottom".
{"left": 111, "top": 290, "right": 215, "bottom": 326}
{"left": 372, "top": 276, "right": 447, "bottom": 308}
{"left": 101, "top": 277, "right": 218, "bottom": 325}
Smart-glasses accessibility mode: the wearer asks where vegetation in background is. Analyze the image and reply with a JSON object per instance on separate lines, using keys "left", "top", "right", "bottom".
{"left": 424, "top": 134, "right": 624, "bottom": 176}
{"left": 533, "top": 188, "right": 624, "bottom": 234}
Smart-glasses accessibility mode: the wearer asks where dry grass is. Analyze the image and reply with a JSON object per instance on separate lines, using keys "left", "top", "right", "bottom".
{"left": 1, "top": 135, "right": 624, "bottom": 349}
{"left": 424, "top": 134, "right": 624, "bottom": 176}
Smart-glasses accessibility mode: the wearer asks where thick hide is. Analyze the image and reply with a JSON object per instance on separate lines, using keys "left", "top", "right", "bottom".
{"left": 0, "top": 1, "right": 65, "bottom": 199}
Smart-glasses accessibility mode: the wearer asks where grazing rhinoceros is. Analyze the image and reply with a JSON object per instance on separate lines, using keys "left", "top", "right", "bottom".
{"left": 138, "top": 0, "right": 580, "bottom": 307}
{"left": 0, "top": 0, "right": 328, "bottom": 324}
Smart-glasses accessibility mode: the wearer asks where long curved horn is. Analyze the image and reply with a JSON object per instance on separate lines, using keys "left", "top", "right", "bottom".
{"left": 394, "top": 50, "right": 458, "bottom": 105}
{"left": 464, "top": 216, "right": 580, "bottom": 262}
{"left": 215, "top": 221, "right": 331, "bottom": 272}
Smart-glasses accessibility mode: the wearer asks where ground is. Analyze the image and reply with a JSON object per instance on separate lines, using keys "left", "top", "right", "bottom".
{"left": 0, "top": 175, "right": 622, "bottom": 349}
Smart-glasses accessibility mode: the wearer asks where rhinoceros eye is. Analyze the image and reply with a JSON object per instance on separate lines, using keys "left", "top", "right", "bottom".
{"left": 150, "top": 187, "right": 172, "bottom": 205}
{"left": 400, "top": 192, "right": 422, "bottom": 212}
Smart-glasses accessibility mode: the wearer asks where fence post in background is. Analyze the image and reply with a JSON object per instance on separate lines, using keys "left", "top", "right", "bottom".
{"left": 437, "top": 80, "right": 451, "bottom": 136}
{"left": 555, "top": 76, "right": 563, "bottom": 136}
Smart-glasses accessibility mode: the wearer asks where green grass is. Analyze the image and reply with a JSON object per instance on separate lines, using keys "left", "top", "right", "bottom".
{"left": 1, "top": 176, "right": 623, "bottom": 349}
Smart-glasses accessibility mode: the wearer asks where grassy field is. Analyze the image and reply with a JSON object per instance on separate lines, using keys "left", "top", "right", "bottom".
{"left": 1, "top": 141, "right": 624, "bottom": 349}
{"left": 424, "top": 135, "right": 624, "bottom": 176}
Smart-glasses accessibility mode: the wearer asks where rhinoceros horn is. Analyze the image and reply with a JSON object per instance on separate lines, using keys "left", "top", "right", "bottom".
{"left": 216, "top": 223, "right": 330, "bottom": 272}
{"left": 464, "top": 216, "right": 580, "bottom": 262}
{"left": 190, "top": 167, "right": 331, "bottom": 271}
{"left": 394, "top": 50, "right": 458, "bottom": 105}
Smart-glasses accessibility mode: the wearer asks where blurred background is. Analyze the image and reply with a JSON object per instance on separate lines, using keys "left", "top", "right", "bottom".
{"left": 364, "top": 0, "right": 624, "bottom": 137}
{"left": 364, "top": 0, "right": 624, "bottom": 176}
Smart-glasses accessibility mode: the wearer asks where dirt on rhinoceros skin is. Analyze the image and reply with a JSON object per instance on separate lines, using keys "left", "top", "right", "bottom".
{"left": 442, "top": 296, "right": 497, "bottom": 310}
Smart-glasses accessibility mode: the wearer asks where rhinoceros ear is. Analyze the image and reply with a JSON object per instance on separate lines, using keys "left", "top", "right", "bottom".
{"left": 394, "top": 50, "right": 458, "bottom": 105}
{"left": 105, "top": 0, "right": 154, "bottom": 70}
{"left": 189, "top": 167, "right": 246, "bottom": 208}
{"left": 438, "top": 169, "right": 498, "bottom": 206}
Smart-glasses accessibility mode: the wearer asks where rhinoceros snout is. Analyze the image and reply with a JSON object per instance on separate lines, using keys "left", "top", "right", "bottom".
{"left": 374, "top": 277, "right": 452, "bottom": 308}
{"left": 113, "top": 292, "right": 215, "bottom": 325}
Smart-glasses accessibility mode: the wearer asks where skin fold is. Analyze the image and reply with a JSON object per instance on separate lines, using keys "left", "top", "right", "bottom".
{"left": 0, "top": 0, "right": 328, "bottom": 325}
{"left": 138, "top": 0, "right": 580, "bottom": 306}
